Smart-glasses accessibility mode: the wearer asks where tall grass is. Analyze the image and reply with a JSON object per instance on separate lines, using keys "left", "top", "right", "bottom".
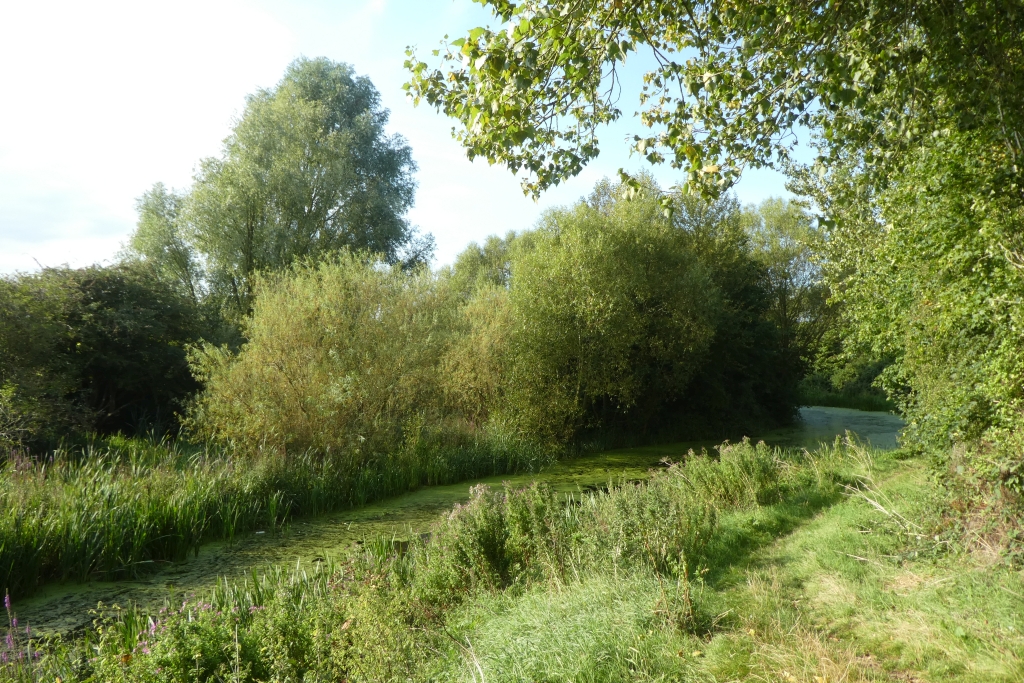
{"left": 0, "top": 426, "right": 553, "bottom": 599}
{"left": 7, "top": 438, "right": 871, "bottom": 682}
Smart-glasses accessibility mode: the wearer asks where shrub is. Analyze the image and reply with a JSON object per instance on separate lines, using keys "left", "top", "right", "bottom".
{"left": 489, "top": 184, "right": 720, "bottom": 441}
{"left": 0, "top": 264, "right": 204, "bottom": 444}
{"left": 187, "top": 252, "right": 459, "bottom": 456}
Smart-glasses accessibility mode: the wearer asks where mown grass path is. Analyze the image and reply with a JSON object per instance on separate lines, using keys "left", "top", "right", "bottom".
{"left": 696, "top": 457, "right": 1024, "bottom": 682}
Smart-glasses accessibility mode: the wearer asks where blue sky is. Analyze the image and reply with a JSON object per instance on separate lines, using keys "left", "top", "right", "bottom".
{"left": 0, "top": 0, "right": 794, "bottom": 274}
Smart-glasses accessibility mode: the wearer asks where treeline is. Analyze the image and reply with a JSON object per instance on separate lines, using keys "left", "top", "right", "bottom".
{"left": 1, "top": 57, "right": 423, "bottom": 452}
{"left": 0, "top": 58, "right": 853, "bottom": 462}
{"left": 0, "top": 181, "right": 836, "bottom": 458}
{"left": 188, "top": 179, "right": 829, "bottom": 458}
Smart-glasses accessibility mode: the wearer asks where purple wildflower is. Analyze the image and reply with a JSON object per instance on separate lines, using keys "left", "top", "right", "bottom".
{"left": 3, "top": 595, "right": 8, "bottom": 611}
{"left": 5, "top": 634, "right": 13, "bottom": 648}
{"left": 10, "top": 619, "right": 16, "bottom": 628}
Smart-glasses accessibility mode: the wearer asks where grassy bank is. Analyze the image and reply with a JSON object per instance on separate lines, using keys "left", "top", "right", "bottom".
{"left": 0, "top": 428, "right": 553, "bottom": 600}
{"left": 8, "top": 437, "right": 1019, "bottom": 681}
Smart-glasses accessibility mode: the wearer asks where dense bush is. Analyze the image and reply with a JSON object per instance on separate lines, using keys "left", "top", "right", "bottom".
{"left": 187, "top": 252, "right": 460, "bottom": 455}
{"left": 442, "top": 180, "right": 801, "bottom": 446}
{"left": 0, "top": 264, "right": 205, "bottom": 446}
{"left": 496, "top": 185, "right": 719, "bottom": 441}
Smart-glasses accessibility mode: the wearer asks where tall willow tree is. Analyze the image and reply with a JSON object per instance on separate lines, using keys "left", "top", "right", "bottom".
{"left": 130, "top": 58, "right": 419, "bottom": 317}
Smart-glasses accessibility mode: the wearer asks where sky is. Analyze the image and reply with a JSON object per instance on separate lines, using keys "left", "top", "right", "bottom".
{"left": 0, "top": 0, "right": 794, "bottom": 274}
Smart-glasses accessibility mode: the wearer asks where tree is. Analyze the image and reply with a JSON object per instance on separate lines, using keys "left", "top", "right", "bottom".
{"left": 0, "top": 264, "right": 204, "bottom": 444}
{"left": 408, "top": 1, "right": 1024, "bottom": 462}
{"left": 406, "top": 1, "right": 1022, "bottom": 199}
{"left": 443, "top": 178, "right": 798, "bottom": 442}
{"left": 500, "top": 183, "right": 718, "bottom": 440}
{"left": 128, "top": 183, "right": 203, "bottom": 302}
{"left": 186, "top": 253, "right": 458, "bottom": 455}
{"left": 742, "top": 199, "right": 829, "bottom": 365}
{"left": 135, "top": 57, "right": 420, "bottom": 316}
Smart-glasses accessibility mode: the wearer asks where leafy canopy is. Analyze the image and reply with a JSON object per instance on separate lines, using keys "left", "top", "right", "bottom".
{"left": 406, "top": 0, "right": 1023, "bottom": 197}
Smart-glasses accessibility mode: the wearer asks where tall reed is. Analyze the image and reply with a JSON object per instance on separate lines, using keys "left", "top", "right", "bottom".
{"left": 0, "top": 425, "right": 553, "bottom": 599}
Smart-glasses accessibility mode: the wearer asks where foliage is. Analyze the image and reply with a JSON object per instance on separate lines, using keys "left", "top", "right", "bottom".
{"left": 799, "top": 131, "right": 1024, "bottom": 451}
{"left": 496, "top": 181, "right": 719, "bottom": 441}
{"left": 406, "top": 0, "right": 1023, "bottom": 200}
{"left": 742, "top": 198, "right": 831, "bottom": 368}
{"left": 440, "top": 283, "right": 513, "bottom": 427}
{"left": 0, "top": 264, "right": 204, "bottom": 444}
{"left": 10, "top": 439, "right": 982, "bottom": 683}
{"left": 668, "top": 191, "right": 801, "bottom": 431}
{"left": 128, "top": 57, "right": 422, "bottom": 318}
{"left": 14, "top": 436, "right": 831, "bottom": 679}
{"left": 187, "top": 251, "right": 459, "bottom": 455}
{"left": 407, "top": 1, "right": 1024, "bottom": 496}
{"left": 191, "top": 178, "right": 800, "bottom": 453}
{"left": 128, "top": 183, "right": 203, "bottom": 303}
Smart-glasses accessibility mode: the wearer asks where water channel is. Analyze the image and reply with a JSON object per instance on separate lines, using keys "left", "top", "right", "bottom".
{"left": 18, "top": 406, "right": 904, "bottom": 634}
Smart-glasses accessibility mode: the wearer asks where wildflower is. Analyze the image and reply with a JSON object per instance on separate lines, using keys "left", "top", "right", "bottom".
{"left": 2, "top": 595, "right": 8, "bottom": 611}
{"left": 5, "top": 635, "right": 12, "bottom": 648}
{"left": 10, "top": 619, "right": 15, "bottom": 628}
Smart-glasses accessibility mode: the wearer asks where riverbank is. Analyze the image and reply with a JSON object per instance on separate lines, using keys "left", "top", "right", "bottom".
{"left": 14, "top": 407, "right": 902, "bottom": 635}
{"left": 0, "top": 426, "right": 553, "bottom": 603}
{"left": 12, "top": 428, "right": 1020, "bottom": 682}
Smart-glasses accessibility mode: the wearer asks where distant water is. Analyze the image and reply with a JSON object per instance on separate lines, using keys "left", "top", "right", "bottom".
{"left": 17, "top": 406, "right": 902, "bottom": 634}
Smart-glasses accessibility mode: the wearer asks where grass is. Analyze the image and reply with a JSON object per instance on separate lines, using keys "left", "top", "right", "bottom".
{"left": 3, "top": 437, "right": 1022, "bottom": 682}
{"left": 0, "top": 426, "right": 554, "bottom": 599}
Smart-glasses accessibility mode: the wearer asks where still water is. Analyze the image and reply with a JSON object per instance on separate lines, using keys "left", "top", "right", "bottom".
{"left": 19, "top": 406, "right": 903, "bottom": 634}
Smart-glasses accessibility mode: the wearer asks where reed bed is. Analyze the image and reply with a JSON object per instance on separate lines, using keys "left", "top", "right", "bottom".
{"left": 0, "top": 427, "right": 554, "bottom": 599}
